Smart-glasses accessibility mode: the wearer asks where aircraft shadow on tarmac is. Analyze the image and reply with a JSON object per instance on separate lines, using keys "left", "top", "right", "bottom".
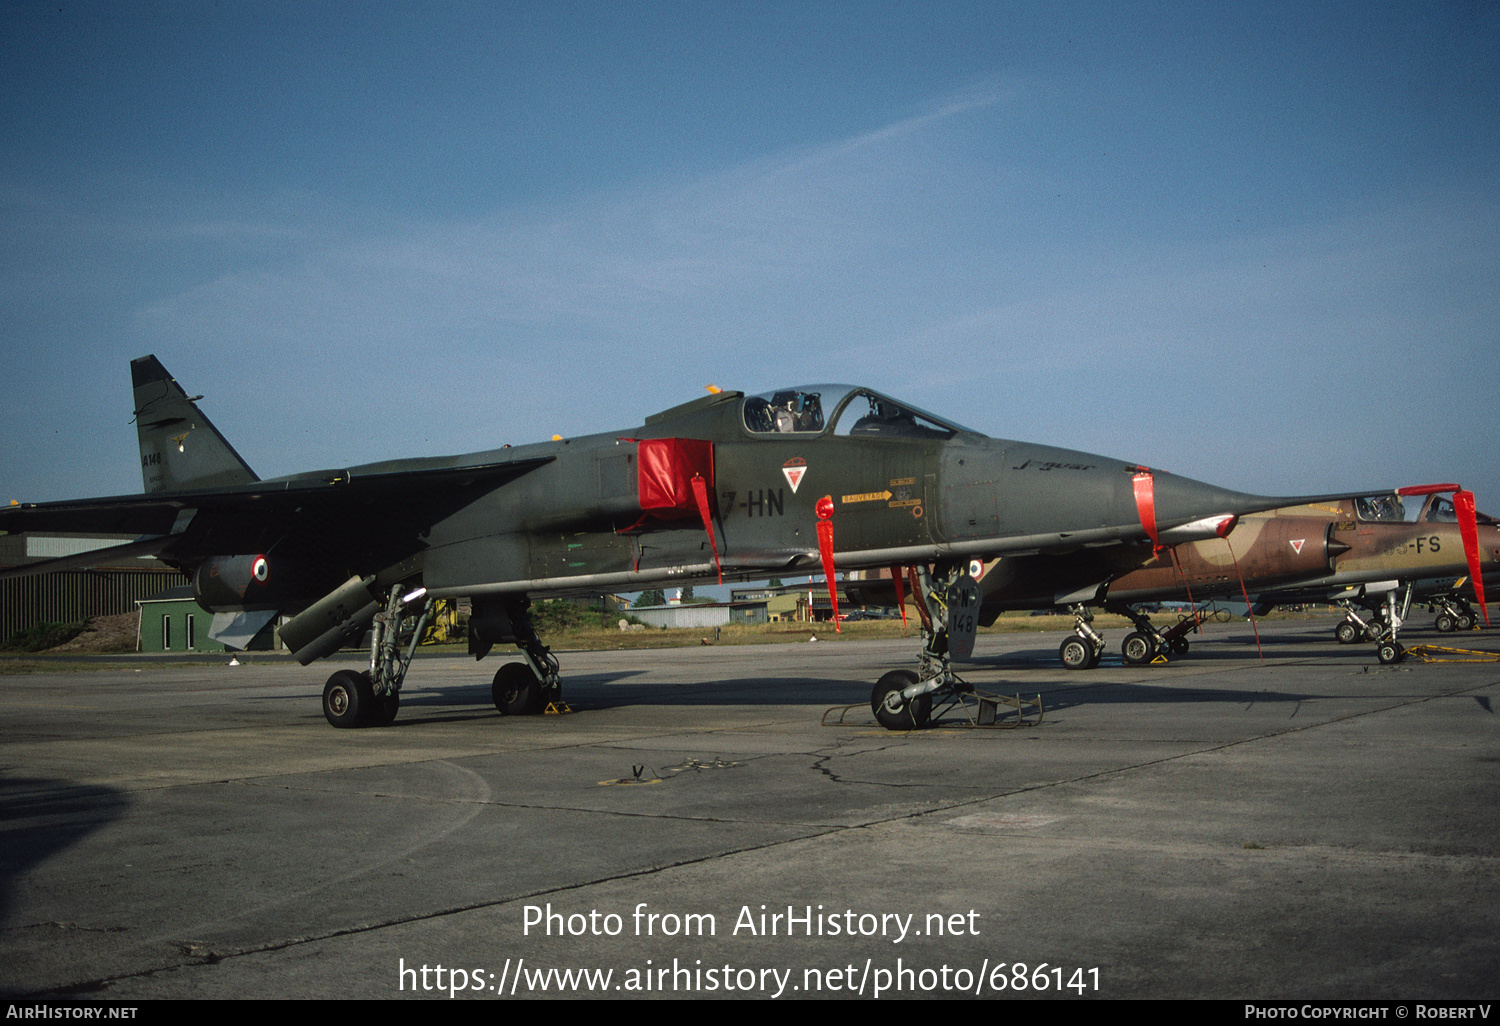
{"left": 0, "top": 774, "right": 128, "bottom": 942}
{"left": 390, "top": 672, "right": 874, "bottom": 716}
{"left": 308, "top": 665, "right": 1327, "bottom": 727}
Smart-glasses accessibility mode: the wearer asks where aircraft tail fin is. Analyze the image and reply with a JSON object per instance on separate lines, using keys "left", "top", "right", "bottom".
{"left": 131, "top": 355, "right": 259, "bottom": 493}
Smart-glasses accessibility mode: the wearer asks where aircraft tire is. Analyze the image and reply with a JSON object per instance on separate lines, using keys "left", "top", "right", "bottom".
{"left": 1121, "top": 631, "right": 1154, "bottom": 665}
{"left": 493, "top": 662, "right": 544, "bottom": 716}
{"left": 1376, "top": 640, "right": 1404, "bottom": 665}
{"left": 1334, "top": 620, "right": 1360, "bottom": 644}
{"left": 1457, "top": 613, "right": 1476, "bottom": 631}
{"left": 1435, "top": 613, "right": 1456, "bottom": 633}
{"left": 1058, "top": 636, "right": 1093, "bottom": 670}
{"left": 323, "top": 669, "right": 373, "bottom": 729}
{"left": 1086, "top": 643, "right": 1104, "bottom": 668}
{"left": 366, "top": 688, "right": 400, "bottom": 727}
{"left": 871, "top": 670, "right": 931, "bottom": 730}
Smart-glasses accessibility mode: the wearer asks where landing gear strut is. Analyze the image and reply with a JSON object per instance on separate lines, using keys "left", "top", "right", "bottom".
{"left": 322, "top": 585, "right": 433, "bottom": 728}
{"left": 1056, "top": 603, "right": 1202, "bottom": 670}
{"left": 1432, "top": 596, "right": 1479, "bottom": 633}
{"left": 869, "top": 563, "right": 982, "bottom": 730}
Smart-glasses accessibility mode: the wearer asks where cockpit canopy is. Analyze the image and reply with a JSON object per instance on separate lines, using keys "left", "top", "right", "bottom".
{"left": 1355, "top": 492, "right": 1499, "bottom": 525}
{"left": 1355, "top": 494, "right": 1407, "bottom": 523}
{"left": 740, "top": 385, "right": 966, "bottom": 439}
{"left": 742, "top": 388, "right": 828, "bottom": 434}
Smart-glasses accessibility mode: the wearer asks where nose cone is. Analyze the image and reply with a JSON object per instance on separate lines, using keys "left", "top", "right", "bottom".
{"left": 1145, "top": 468, "right": 1292, "bottom": 528}
{"left": 940, "top": 438, "right": 1366, "bottom": 550}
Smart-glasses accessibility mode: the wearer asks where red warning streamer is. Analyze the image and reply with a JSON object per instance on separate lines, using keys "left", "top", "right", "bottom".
{"left": 690, "top": 476, "right": 722, "bottom": 585}
{"left": 889, "top": 565, "right": 908, "bottom": 628}
{"left": 1397, "top": 484, "right": 1490, "bottom": 626}
{"left": 815, "top": 496, "right": 840, "bottom": 633}
{"left": 1167, "top": 545, "right": 1203, "bottom": 634}
{"left": 1132, "top": 469, "right": 1160, "bottom": 551}
{"left": 1224, "top": 536, "right": 1266, "bottom": 663}
{"left": 1453, "top": 490, "right": 1490, "bottom": 627}
{"left": 908, "top": 566, "right": 933, "bottom": 634}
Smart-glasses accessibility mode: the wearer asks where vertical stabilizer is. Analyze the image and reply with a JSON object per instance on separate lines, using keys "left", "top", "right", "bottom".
{"left": 131, "top": 355, "right": 258, "bottom": 493}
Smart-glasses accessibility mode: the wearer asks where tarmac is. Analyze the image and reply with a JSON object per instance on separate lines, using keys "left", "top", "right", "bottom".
{"left": 1, "top": 616, "right": 1497, "bottom": 1000}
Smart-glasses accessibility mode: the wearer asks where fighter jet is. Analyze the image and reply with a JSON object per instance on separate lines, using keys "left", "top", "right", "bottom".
{"left": 0, "top": 356, "right": 1389, "bottom": 731}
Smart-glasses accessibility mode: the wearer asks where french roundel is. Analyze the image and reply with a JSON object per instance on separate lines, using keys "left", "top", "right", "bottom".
{"left": 252, "top": 555, "right": 269, "bottom": 583}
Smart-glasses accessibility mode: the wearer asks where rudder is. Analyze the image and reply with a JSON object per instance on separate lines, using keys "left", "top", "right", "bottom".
{"left": 132, "top": 355, "right": 258, "bottom": 493}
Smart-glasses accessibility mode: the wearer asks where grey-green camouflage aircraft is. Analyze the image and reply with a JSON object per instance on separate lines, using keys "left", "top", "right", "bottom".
{"left": 1, "top": 356, "right": 1376, "bottom": 730}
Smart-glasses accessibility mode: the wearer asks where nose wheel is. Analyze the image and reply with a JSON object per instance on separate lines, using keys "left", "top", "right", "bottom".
{"left": 871, "top": 669, "right": 932, "bottom": 730}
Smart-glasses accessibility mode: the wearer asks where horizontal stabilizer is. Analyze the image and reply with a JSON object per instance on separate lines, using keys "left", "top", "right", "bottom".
{"left": 0, "top": 537, "right": 172, "bottom": 581}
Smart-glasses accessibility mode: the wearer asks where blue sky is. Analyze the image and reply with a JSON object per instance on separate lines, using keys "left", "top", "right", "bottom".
{"left": 4, "top": 1, "right": 1498, "bottom": 528}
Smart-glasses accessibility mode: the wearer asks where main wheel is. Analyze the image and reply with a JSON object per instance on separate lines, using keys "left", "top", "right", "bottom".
{"left": 1121, "top": 631, "right": 1155, "bottom": 665}
{"left": 323, "top": 669, "right": 374, "bottom": 728}
{"left": 1058, "top": 636, "right": 1093, "bottom": 670}
{"left": 871, "top": 669, "right": 931, "bottom": 730}
{"left": 1457, "top": 613, "right": 1477, "bottom": 631}
{"left": 1435, "top": 613, "right": 1456, "bottom": 633}
{"left": 1376, "top": 640, "right": 1405, "bottom": 665}
{"left": 1334, "top": 620, "right": 1360, "bottom": 644}
{"left": 493, "top": 662, "right": 544, "bottom": 715}
{"left": 366, "top": 689, "right": 400, "bottom": 727}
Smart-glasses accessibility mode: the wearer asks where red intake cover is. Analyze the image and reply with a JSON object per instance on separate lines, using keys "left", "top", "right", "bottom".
{"left": 638, "top": 438, "right": 715, "bottom": 518}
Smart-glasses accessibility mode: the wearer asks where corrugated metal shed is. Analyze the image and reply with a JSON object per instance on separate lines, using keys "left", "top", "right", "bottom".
{"left": 629, "top": 603, "right": 734, "bottom": 629}
{"left": 0, "top": 533, "right": 186, "bottom": 639}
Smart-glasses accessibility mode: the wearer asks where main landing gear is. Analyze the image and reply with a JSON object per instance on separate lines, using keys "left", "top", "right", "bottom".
{"left": 1058, "top": 606, "right": 1105, "bottom": 669}
{"left": 1111, "top": 603, "right": 1200, "bottom": 666}
{"left": 1431, "top": 596, "right": 1480, "bottom": 633}
{"left": 320, "top": 588, "right": 566, "bottom": 728}
{"left": 1057, "top": 604, "right": 1201, "bottom": 669}
{"left": 864, "top": 570, "right": 1038, "bottom": 729}
{"left": 471, "top": 597, "right": 564, "bottom": 718}
{"left": 322, "top": 585, "right": 434, "bottom": 728}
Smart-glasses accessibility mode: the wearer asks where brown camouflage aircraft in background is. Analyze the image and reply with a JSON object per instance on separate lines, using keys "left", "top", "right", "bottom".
{"left": 947, "top": 485, "right": 1498, "bottom": 667}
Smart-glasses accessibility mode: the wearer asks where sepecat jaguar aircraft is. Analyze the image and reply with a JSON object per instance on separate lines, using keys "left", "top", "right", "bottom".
{"left": 1, "top": 356, "right": 1391, "bottom": 730}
